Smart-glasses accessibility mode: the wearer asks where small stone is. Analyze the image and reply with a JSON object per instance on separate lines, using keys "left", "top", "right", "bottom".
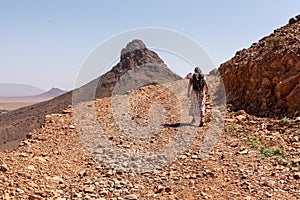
{"left": 29, "top": 195, "right": 42, "bottom": 200}
{"left": 205, "top": 170, "right": 214, "bottom": 177}
{"left": 69, "top": 125, "right": 76, "bottom": 129}
{"left": 84, "top": 186, "right": 94, "bottom": 193}
{"left": 291, "top": 158, "right": 300, "bottom": 163}
{"left": 291, "top": 136, "right": 299, "bottom": 142}
{"left": 0, "top": 164, "right": 8, "bottom": 172}
{"left": 278, "top": 159, "right": 288, "bottom": 166}
{"left": 26, "top": 132, "right": 33, "bottom": 139}
{"left": 27, "top": 165, "right": 36, "bottom": 171}
{"left": 265, "top": 191, "right": 272, "bottom": 198}
{"left": 230, "top": 142, "right": 238, "bottom": 147}
{"left": 36, "top": 157, "right": 47, "bottom": 163}
{"left": 107, "top": 170, "right": 114, "bottom": 176}
{"left": 114, "top": 181, "right": 122, "bottom": 189}
{"left": 236, "top": 114, "right": 246, "bottom": 121}
{"left": 16, "top": 188, "right": 25, "bottom": 194}
{"left": 125, "top": 194, "right": 138, "bottom": 200}
{"left": 51, "top": 176, "right": 64, "bottom": 184}
{"left": 156, "top": 185, "right": 164, "bottom": 193}
{"left": 239, "top": 150, "right": 248, "bottom": 155}
{"left": 62, "top": 108, "right": 72, "bottom": 114}
{"left": 165, "top": 187, "right": 171, "bottom": 193}
{"left": 293, "top": 172, "right": 300, "bottom": 180}
{"left": 78, "top": 170, "right": 88, "bottom": 177}
{"left": 99, "top": 190, "right": 109, "bottom": 196}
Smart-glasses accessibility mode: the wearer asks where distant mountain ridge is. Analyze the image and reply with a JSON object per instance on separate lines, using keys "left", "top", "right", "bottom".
{"left": 0, "top": 83, "right": 44, "bottom": 97}
{"left": 33, "top": 88, "right": 67, "bottom": 99}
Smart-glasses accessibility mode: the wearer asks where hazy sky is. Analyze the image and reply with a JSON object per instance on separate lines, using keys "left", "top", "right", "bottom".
{"left": 1, "top": 0, "right": 299, "bottom": 91}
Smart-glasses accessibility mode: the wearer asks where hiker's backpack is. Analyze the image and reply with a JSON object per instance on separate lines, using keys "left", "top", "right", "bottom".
{"left": 192, "top": 73, "right": 205, "bottom": 91}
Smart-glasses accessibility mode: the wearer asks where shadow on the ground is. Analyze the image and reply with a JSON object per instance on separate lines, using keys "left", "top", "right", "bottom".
{"left": 162, "top": 123, "right": 193, "bottom": 127}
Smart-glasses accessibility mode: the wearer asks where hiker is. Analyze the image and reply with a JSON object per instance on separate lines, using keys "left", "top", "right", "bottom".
{"left": 188, "top": 67, "right": 206, "bottom": 127}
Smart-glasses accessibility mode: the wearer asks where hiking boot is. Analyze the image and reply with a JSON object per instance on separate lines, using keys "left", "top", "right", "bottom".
{"left": 199, "top": 121, "right": 205, "bottom": 127}
{"left": 191, "top": 118, "right": 195, "bottom": 123}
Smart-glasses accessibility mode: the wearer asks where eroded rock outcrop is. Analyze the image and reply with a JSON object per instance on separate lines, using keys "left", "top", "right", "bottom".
{"left": 219, "top": 16, "right": 300, "bottom": 117}
{"left": 95, "top": 39, "right": 180, "bottom": 98}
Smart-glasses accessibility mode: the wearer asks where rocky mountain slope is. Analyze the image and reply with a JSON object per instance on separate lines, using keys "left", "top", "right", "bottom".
{"left": 219, "top": 15, "right": 300, "bottom": 118}
{"left": 0, "top": 39, "right": 181, "bottom": 151}
{"left": 0, "top": 79, "right": 299, "bottom": 199}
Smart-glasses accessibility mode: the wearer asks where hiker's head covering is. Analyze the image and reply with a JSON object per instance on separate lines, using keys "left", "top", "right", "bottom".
{"left": 194, "top": 67, "right": 203, "bottom": 76}
{"left": 194, "top": 67, "right": 201, "bottom": 74}
{"left": 194, "top": 67, "right": 204, "bottom": 80}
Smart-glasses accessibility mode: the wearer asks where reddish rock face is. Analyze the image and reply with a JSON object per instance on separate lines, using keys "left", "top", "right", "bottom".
{"left": 219, "top": 16, "right": 300, "bottom": 118}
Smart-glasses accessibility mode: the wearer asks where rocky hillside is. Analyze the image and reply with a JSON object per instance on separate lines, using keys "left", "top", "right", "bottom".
{"left": 219, "top": 15, "right": 300, "bottom": 118}
{"left": 0, "top": 39, "right": 181, "bottom": 151}
{"left": 0, "top": 79, "right": 299, "bottom": 199}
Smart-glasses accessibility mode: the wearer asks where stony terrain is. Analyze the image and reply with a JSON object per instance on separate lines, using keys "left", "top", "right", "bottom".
{"left": 0, "top": 79, "right": 300, "bottom": 200}
{"left": 219, "top": 15, "right": 300, "bottom": 117}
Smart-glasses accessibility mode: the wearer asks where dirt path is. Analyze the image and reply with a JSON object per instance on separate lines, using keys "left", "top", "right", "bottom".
{"left": 0, "top": 79, "right": 299, "bottom": 199}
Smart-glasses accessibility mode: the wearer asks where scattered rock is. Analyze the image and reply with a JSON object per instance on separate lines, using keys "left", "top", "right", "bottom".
{"left": 124, "top": 194, "right": 138, "bottom": 200}
{"left": 69, "top": 125, "right": 76, "bottom": 129}
{"left": 230, "top": 142, "right": 239, "bottom": 147}
{"left": 239, "top": 150, "right": 248, "bottom": 155}
{"left": 29, "top": 195, "right": 42, "bottom": 200}
{"left": 84, "top": 186, "right": 94, "bottom": 193}
{"left": 165, "top": 187, "right": 172, "bottom": 193}
{"left": 0, "top": 164, "right": 8, "bottom": 172}
{"left": 293, "top": 172, "right": 300, "bottom": 180}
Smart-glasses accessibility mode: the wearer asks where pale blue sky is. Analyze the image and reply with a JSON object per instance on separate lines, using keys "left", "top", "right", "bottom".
{"left": 1, "top": 0, "right": 299, "bottom": 90}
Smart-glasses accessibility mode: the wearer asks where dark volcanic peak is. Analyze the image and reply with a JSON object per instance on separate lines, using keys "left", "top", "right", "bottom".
{"left": 117, "top": 39, "right": 164, "bottom": 71}
{"left": 94, "top": 39, "right": 171, "bottom": 99}
{"left": 121, "top": 39, "right": 147, "bottom": 55}
{"left": 219, "top": 16, "right": 300, "bottom": 117}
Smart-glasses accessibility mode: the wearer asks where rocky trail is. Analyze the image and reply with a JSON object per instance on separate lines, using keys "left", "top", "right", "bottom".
{"left": 0, "top": 79, "right": 299, "bottom": 199}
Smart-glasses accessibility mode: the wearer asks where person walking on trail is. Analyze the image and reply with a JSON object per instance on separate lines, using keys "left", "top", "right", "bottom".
{"left": 188, "top": 67, "right": 206, "bottom": 127}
